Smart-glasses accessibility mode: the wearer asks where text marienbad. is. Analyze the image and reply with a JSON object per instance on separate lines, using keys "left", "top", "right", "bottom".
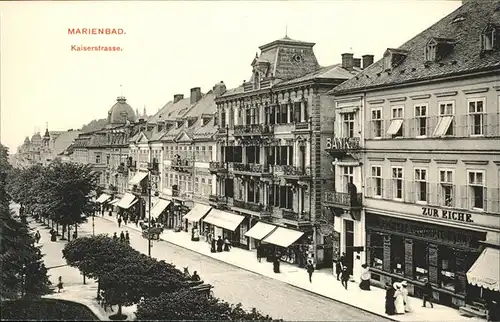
{"left": 68, "top": 28, "right": 125, "bottom": 35}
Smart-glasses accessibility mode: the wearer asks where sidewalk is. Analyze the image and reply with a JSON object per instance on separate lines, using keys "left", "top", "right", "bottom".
{"left": 102, "top": 215, "right": 483, "bottom": 322}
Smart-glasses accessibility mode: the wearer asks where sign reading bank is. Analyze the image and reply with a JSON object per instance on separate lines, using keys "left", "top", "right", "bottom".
{"left": 421, "top": 207, "right": 474, "bottom": 223}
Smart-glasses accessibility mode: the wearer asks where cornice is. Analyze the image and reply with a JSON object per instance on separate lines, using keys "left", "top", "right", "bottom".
{"left": 435, "top": 159, "right": 458, "bottom": 164}
{"left": 410, "top": 94, "right": 431, "bottom": 100}
{"left": 409, "top": 158, "right": 431, "bottom": 163}
{"left": 462, "top": 160, "right": 489, "bottom": 165}
{"left": 388, "top": 157, "right": 407, "bottom": 163}
{"left": 434, "top": 91, "right": 458, "bottom": 98}
{"left": 462, "top": 87, "right": 489, "bottom": 95}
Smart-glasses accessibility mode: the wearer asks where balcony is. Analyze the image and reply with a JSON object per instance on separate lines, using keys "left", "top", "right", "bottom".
{"left": 127, "top": 160, "right": 137, "bottom": 171}
{"left": 323, "top": 191, "right": 363, "bottom": 209}
{"left": 171, "top": 158, "right": 194, "bottom": 173}
{"left": 234, "top": 124, "right": 273, "bottom": 136}
{"left": 273, "top": 165, "right": 311, "bottom": 179}
{"left": 281, "top": 209, "right": 312, "bottom": 226}
{"left": 131, "top": 184, "right": 148, "bottom": 196}
{"left": 325, "top": 137, "right": 361, "bottom": 159}
{"left": 208, "top": 161, "right": 227, "bottom": 174}
{"left": 209, "top": 194, "right": 229, "bottom": 210}
{"left": 232, "top": 163, "right": 271, "bottom": 177}
{"left": 232, "top": 199, "right": 272, "bottom": 216}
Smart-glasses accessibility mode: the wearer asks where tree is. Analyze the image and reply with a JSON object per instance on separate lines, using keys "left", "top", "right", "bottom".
{"left": 0, "top": 144, "right": 52, "bottom": 299}
{"left": 136, "top": 288, "right": 277, "bottom": 321}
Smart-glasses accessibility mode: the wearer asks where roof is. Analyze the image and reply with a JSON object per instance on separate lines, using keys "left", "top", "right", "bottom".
{"left": 192, "top": 118, "right": 217, "bottom": 140}
{"left": 332, "top": 0, "right": 500, "bottom": 95}
{"left": 52, "top": 130, "right": 81, "bottom": 155}
{"left": 183, "top": 92, "right": 216, "bottom": 118}
{"left": 220, "top": 86, "right": 244, "bottom": 98}
{"left": 259, "top": 36, "right": 316, "bottom": 51}
{"left": 276, "top": 64, "right": 361, "bottom": 87}
{"left": 107, "top": 97, "right": 137, "bottom": 124}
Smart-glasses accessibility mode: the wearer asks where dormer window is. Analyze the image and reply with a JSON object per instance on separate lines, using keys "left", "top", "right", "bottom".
{"left": 202, "top": 117, "right": 210, "bottom": 126}
{"left": 425, "top": 43, "right": 437, "bottom": 61}
{"left": 383, "top": 48, "right": 408, "bottom": 71}
{"left": 253, "top": 71, "right": 260, "bottom": 90}
{"left": 176, "top": 121, "right": 183, "bottom": 128}
{"left": 424, "top": 38, "right": 455, "bottom": 62}
{"left": 157, "top": 123, "right": 163, "bottom": 132}
{"left": 481, "top": 24, "right": 498, "bottom": 51}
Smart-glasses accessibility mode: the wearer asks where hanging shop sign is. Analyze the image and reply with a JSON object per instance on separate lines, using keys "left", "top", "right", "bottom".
{"left": 421, "top": 207, "right": 474, "bottom": 223}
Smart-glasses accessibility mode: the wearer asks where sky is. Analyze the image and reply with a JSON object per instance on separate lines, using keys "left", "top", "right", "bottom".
{"left": 0, "top": 0, "right": 463, "bottom": 152}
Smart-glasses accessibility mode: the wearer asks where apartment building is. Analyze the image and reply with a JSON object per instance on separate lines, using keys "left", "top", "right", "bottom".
{"left": 328, "top": 0, "right": 500, "bottom": 311}
{"left": 211, "top": 36, "right": 361, "bottom": 268}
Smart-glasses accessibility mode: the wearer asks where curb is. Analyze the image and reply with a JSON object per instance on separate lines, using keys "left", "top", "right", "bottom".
{"left": 101, "top": 216, "right": 396, "bottom": 321}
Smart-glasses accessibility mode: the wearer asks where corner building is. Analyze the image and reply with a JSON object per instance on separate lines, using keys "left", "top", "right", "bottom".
{"left": 329, "top": 0, "right": 500, "bottom": 312}
{"left": 212, "top": 36, "right": 360, "bottom": 268}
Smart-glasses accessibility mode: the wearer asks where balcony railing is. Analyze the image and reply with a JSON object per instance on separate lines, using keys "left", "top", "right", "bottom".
{"left": 366, "top": 113, "right": 500, "bottom": 140}
{"left": 233, "top": 162, "right": 271, "bottom": 175}
{"left": 208, "top": 194, "right": 229, "bottom": 209}
{"left": 234, "top": 124, "right": 272, "bottom": 135}
{"left": 282, "top": 209, "right": 311, "bottom": 222}
{"left": 273, "top": 165, "right": 311, "bottom": 177}
{"left": 171, "top": 158, "right": 194, "bottom": 172}
{"left": 209, "top": 161, "right": 227, "bottom": 173}
{"left": 365, "top": 178, "right": 500, "bottom": 214}
{"left": 233, "top": 199, "right": 272, "bottom": 213}
{"left": 323, "top": 191, "right": 363, "bottom": 208}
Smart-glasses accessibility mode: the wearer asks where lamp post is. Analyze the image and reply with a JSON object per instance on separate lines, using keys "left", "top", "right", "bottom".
{"left": 147, "top": 170, "right": 152, "bottom": 257}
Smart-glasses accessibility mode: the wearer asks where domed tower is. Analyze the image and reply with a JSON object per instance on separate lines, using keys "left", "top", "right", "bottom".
{"left": 43, "top": 125, "right": 50, "bottom": 147}
{"left": 107, "top": 96, "right": 137, "bottom": 125}
{"left": 31, "top": 132, "right": 42, "bottom": 150}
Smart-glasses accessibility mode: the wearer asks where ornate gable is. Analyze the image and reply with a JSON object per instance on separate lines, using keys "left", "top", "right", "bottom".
{"left": 175, "top": 131, "right": 192, "bottom": 143}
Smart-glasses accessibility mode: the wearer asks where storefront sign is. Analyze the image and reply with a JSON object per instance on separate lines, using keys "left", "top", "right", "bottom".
{"left": 421, "top": 207, "right": 474, "bottom": 223}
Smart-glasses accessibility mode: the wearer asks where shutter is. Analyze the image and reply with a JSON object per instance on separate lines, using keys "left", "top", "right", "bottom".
{"left": 484, "top": 187, "right": 489, "bottom": 212}
{"left": 436, "top": 183, "right": 442, "bottom": 207}
{"left": 427, "top": 182, "right": 433, "bottom": 205}
{"left": 406, "top": 181, "right": 414, "bottom": 203}
{"left": 384, "top": 178, "right": 392, "bottom": 199}
{"left": 366, "top": 177, "right": 372, "bottom": 198}
{"left": 404, "top": 239, "right": 414, "bottom": 278}
{"left": 490, "top": 187, "right": 500, "bottom": 214}
{"left": 486, "top": 112, "right": 497, "bottom": 137}
{"left": 366, "top": 232, "right": 372, "bottom": 267}
{"left": 456, "top": 114, "right": 467, "bottom": 137}
{"left": 459, "top": 185, "right": 468, "bottom": 209}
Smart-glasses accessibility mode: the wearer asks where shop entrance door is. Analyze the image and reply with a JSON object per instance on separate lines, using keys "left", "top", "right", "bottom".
{"left": 344, "top": 219, "right": 354, "bottom": 275}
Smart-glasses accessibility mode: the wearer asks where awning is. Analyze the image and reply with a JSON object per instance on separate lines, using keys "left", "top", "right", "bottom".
{"left": 183, "top": 204, "right": 211, "bottom": 222}
{"left": 244, "top": 222, "right": 277, "bottom": 240}
{"left": 386, "top": 119, "right": 403, "bottom": 135}
{"left": 109, "top": 198, "right": 121, "bottom": 205}
{"left": 129, "top": 171, "right": 148, "bottom": 185}
{"left": 116, "top": 193, "right": 137, "bottom": 209}
{"left": 203, "top": 209, "right": 245, "bottom": 231}
{"left": 150, "top": 199, "right": 172, "bottom": 219}
{"left": 262, "top": 227, "right": 304, "bottom": 248}
{"left": 433, "top": 115, "right": 454, "bottom": 137}
{"left": 96, "top": 193, "right": 111, "bottom": 203}
{"left": 467, "top": 247, "right": 500, "bottom": 291}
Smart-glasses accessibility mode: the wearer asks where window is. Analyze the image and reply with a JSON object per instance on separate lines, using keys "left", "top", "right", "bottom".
{"left": 387, "top": 106, "right": 404, "bottom": 138}
{"left": 95, "top": 154, "right": 101, "bottom": 164}
{"left": 481, "top": 26, "right": 496, "bottom": 51}
{"left": 253, "top": 71, "right": 260, "bottom": 90}
{"left": 414, "top": 241, "right": 428, "bottom": 282}
{"left": 369, "top": 233, "right": 384, "bottom": 269}
{"left": 425, "top": 43, "right": 437, "bottom": 61}
{"left": 371, "top": 108, "right": 382, "bottom": 138}
{"left": 342, "top": 166, "right": 354, "bottom": 191}
{"left": 434, "top": 101, "right": 454, "bottom": 136}
{"left": 371, "top": 166, "right": 383, "bottom": 197}
{"left": 439, "top": 169, "right": 455, "bottom": 207}
{"left": 195, "top": 177, "right": 199, "bottom": 192}
{"left": 342, "top": 113, "right": 355, "bottom": 138}
{"left": 414, "top": 168, "right": 428, "bottom": 203}
{"left": 468, "top": 99, "right": 485, "bottom": 136}
{"left": 392, "top": 167, "right": 404, "bottom": 200}
{"left": 414, "top": 104, "right": 428, "bottom": 137}
{"left": 468, "top": 171, "right": 485, "bottom": 210}
{"left": 440, "top": 246, "right": 456, "bottom": 292}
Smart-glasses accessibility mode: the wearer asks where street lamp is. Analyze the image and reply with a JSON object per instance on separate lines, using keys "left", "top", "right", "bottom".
{"left": 147, "top": 169, "right": 152, "bottom": 257}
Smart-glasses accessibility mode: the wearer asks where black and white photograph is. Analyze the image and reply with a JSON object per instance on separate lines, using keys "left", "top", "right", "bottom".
{"left": 0, "top": 0, "right": 499, "bottom": 321}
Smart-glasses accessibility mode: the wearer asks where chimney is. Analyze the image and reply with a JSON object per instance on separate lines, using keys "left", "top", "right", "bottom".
{"left": 362, "top": 55, "right": 374, "bottom": 69}
{"left": 212, "top": 81, "right": 227, "bottom": 97}
{"left": 353, "top": 58, "right": 361, "bottom": 68}
{"left": 341, "top": 53, "right": 354, "bottom": 71}
{"left": 190, "top": 87, "right": 202, "bottom": 104}
{"left": 173, "top": 94, "right": 184, "bottom": 103}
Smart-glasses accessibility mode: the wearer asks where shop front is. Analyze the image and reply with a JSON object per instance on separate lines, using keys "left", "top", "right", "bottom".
{"left": 365, "top": 212, "right": 487, "bottom": 308}
{"left": 202, "top": 209, "right": 245, "bottom": 246}
{"left": 244, "top": 221, "right": 278, "bottom": 259}
{"left": 183, "top": 203, "right": 212, "bottom": 240}
{"left": 150, "top": 198, "right": 172, "bottom": 226}
{"left": 261, "top": 226, "right": 308, "bottom": 266}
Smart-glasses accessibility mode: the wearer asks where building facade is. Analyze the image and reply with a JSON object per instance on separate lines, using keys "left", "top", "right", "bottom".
{"left": 212, "top": 36, "right": 361, "bottom": 268}
{"left": 327, "top": 0, "right": 500, "bottom": 311}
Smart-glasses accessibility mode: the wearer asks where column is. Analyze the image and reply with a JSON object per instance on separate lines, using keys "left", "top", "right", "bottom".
{"left": 404, "top": 238, "right": 414, "bottom": 277}
{"left": 455, "top": 250, "right": 467, "bottom": 295}
{"left": 383, "top": 234, "right": 391, "bottom": 272}
{"left": 298, "top": 186, "right": 302, "bottom": 214}
{"left": 301, "top": 101, "right": 305, "bottom": 122}
{"left": 428, "top": 244, "right": 439, "bottom": 284}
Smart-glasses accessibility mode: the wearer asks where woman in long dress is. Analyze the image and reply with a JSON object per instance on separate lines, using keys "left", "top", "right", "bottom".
{"left": 401, "top": 281, "right": 411, "bottom": 312}
{"left": 394, "top": 282, "right": 405, "bottom": 314}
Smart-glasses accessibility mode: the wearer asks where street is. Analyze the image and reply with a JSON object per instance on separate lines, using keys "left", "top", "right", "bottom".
{"left": 58, "top": 216, "right": 388, "bottom": 321}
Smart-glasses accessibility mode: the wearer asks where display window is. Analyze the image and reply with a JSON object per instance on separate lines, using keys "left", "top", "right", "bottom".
{"left": 414, "top": 241, "right": 429, "bottom": 282}
{"left": 370, "top": 232, "right": 384, "bottom": 270}
{"left": 391, "top": 235, "right": 405, "bottom": 275}
{"left": 440, "top": 246, "right": 456, "bottom": 291}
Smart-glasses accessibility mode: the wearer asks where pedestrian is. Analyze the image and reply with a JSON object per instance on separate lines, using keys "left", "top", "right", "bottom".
{"left": 125, "top": 230, "right": 130, "bottom": 244}
{"left": 401, "top": 281, "right": 411, "bottom": 312}
{"left": 216, "top": 236, "right": 223, "bottom": 252}
{"left": 72, "top": 230, "right": 77, "bottom": 240}
{"left": 339, "top": 252, "right": 347, "bottom": 268}
{"left": 341, "top": 266, "right": 350, "bottom": 290}
{"left": 394, "top": 282, "right": 405, "bottom": 314}
{"left": 124, "top": 216, "right": 128, "bottom": 225}
{"left": 34, "top": 230, "right": 41, "bottom": 243}
{"left": 273, "top": 254, "right": 280, "bottom": 273}
{"left": 210, "top": 238, "right": 216, "bottom": 253}
{"left": 191, "top": 271, "right": 201, "bottom": 282}
{"left": 359, "top": 263, "right": 371, "bottom": 290}
{"left": 385, "top": 282, "right": 396, "bottom": 315}
{"left": 113, "top": 232, "right": 118, "bottom": 241}
{"left": 256, "top": 243, "right": 263, "bottom": 263}
{"left": 335, "top": 260, "right": 343, "bottom": 281}
{"left": 487, "top": 299, "right": 500, "bottom": 322}
{"left": 108, "top": 209, "right": 112, "bottom": 217}
{"left": 118, "top": 216, "right": 122, "bottom": 228}
{"left": 57, "top": 276, "right": 64, "bottom": 293}
{"left": 120, "top": 231, "right": 125, "bottom": 242}
{"left": 422, "top": 280, "right": 434, "bottom": 308}
{"left": 306, "top": 260, "right": 315, "bottom": 283}
{"left": 223, "top": 237, "right": 231, "bottom": 251}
